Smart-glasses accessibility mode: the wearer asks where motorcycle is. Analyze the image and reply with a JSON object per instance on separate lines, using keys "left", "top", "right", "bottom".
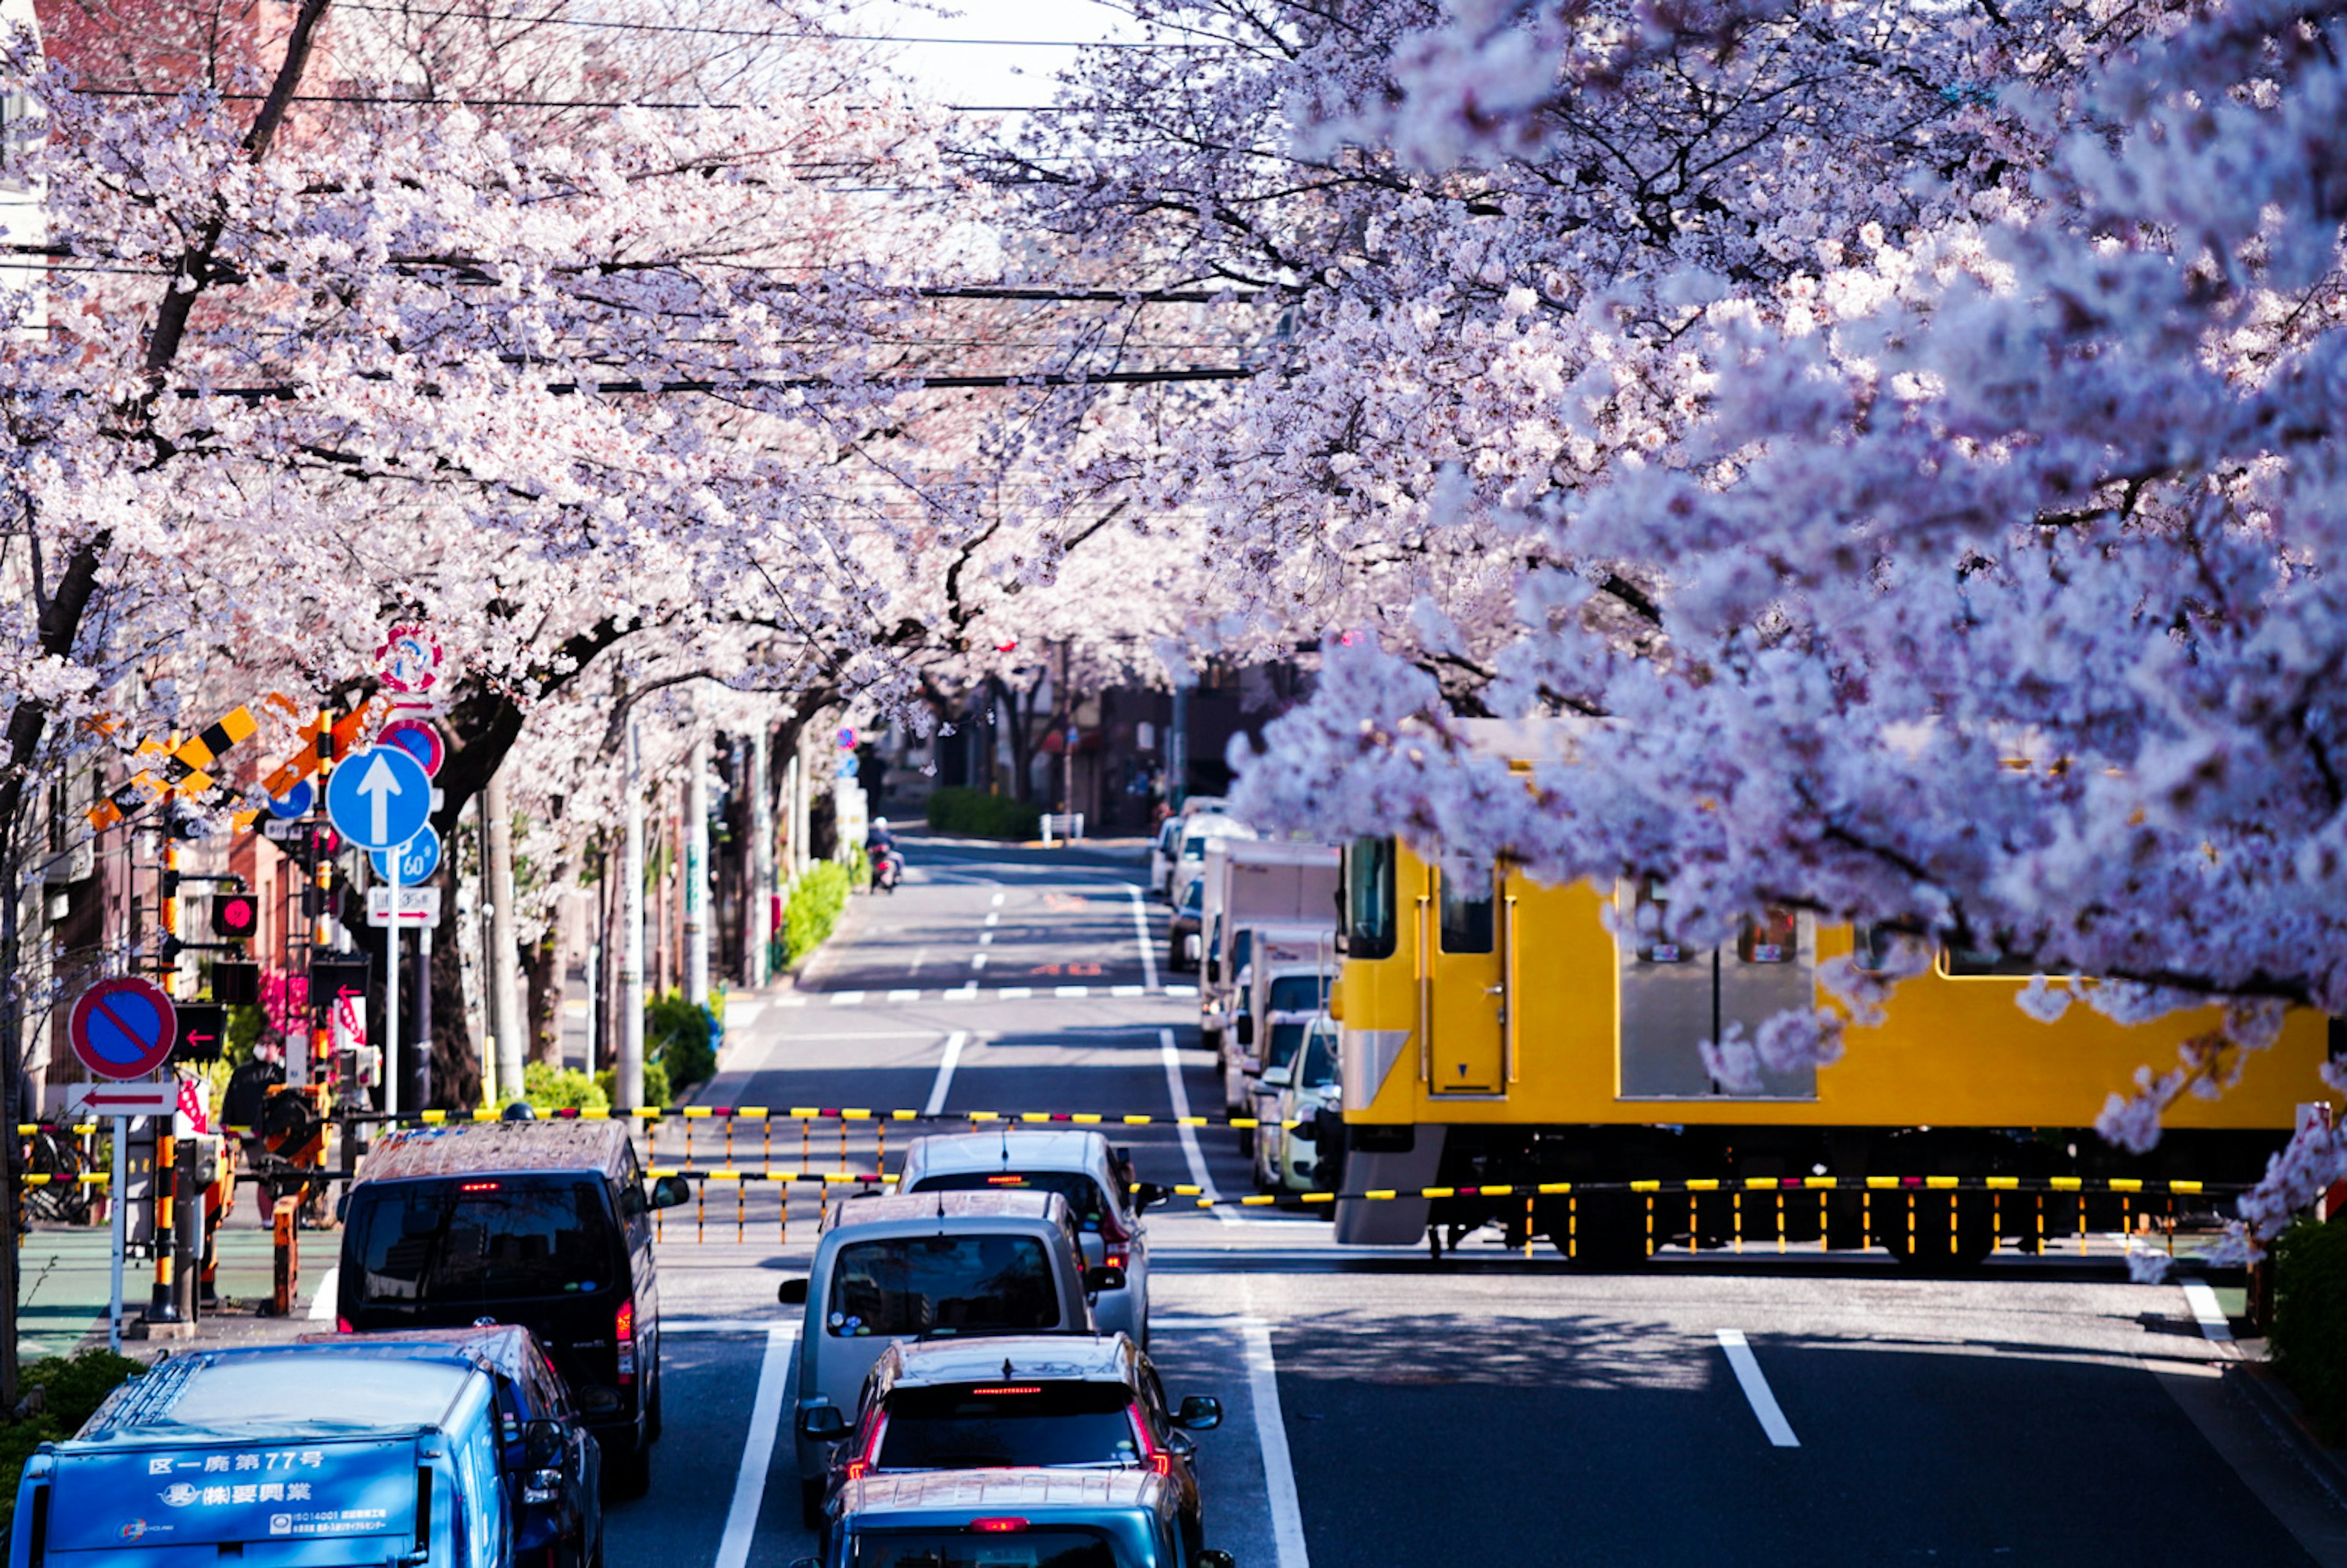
{"left": 871, "top": 840, "right": 902, "bottom": 892}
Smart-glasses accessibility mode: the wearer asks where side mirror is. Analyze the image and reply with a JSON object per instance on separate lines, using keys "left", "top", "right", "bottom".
{"left": 1083, "top": 1265, "right": 1126, "bottom": 1294}
{"left": 796, "top": 1405, "right": 849, "bottom": 1441}
{"left": 649, "top": 1174, "right": 693, "bottom": 1210}
{"left": 1173, "top": 1395, "right": 1223, "bottom": 1431}
{"left": 1235, "top": 1016, "right": 1254, "bottom": 1047}
{"left": 1262, "top": 1065, "right": 1291, "bottom": 1090}
{"left": 523, "top": 1418, "right": 565, "bottom": 1468}
{"left": 777, "top": 1278, "right": 810, "bottom": 1306}
{"left": 1131, "top": 1182, "right": 1170, "bottom": 1211}
{"left": 1205, "top": 956, "right": 1221, "bottom": 984}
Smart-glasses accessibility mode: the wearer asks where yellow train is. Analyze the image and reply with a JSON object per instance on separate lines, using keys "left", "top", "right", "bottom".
{"left": 1325, "top": 834, "right": 2338, "bottom": 1261}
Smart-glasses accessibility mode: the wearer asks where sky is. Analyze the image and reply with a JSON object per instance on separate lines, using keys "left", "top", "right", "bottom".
{"left": 847, "top": 0, "right": 1137, "bottom": 111}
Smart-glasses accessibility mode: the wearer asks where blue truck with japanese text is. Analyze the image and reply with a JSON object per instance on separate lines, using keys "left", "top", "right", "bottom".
{"left": 9, "top": 1336, "right": 590, "bottom": 1568}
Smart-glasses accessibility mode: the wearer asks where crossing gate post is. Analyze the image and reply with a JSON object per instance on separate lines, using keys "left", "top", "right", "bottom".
{"left": 271, "top": 1196, "right": 299, "bottom": 1316}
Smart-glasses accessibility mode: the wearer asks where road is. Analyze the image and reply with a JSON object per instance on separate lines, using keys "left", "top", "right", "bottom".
{"left": 575, "top": 832, "right": 2346, "bottom": 1567}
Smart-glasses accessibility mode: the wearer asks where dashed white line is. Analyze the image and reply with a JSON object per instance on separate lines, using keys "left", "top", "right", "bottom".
{"left": 979, "top": 932, "right": 994, "bottom": 945}
{"left": 713, "top": 1323, "right": 799, "bottom": 1568}
{"left": 998, "top": 986, "right": 1034, "bottom": 1000}
{"left": 924, "top": 1030, "right": 971, "bottom": 1117}
{"left": 1126, "top": 882, "right": 1159, "bottom": 993}
{"left": 985, "top": 912, "right": 1001, "bottom": 928}
{"left": 971, "top": 953, "right": 988, "bottom": 970}
{"left": 1716, "top": 1330, "right": 1800, "bottom": 1447}
{"left": 829, "top": 991, "right": 866, "bottom": 1007}
{"left": 991, "top": 892, "right": 1005, "bottom": 907}
{"left": 1111, "top": 984, "right": 1144, "bottom": 998}
{"left": 2182, "top": 1281, "right": 2236, "bottom": 1349}
{"left": 1164, "top": 984, "right": 1197, "bottom": 998}
{"left": 1054, "top": 984, "right": 1089, "bottom": 998}
{"left": 1243, "top": 1320, "right": 1312, "bottom": 1568}
{"left": 944, "top": 983, "right": 979, "bottom": 1000}
{"left": 886, "top": 988, "right": 920, "bottom": 1002}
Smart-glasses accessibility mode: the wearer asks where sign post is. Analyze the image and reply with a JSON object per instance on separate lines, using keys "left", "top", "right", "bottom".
{"left": 66, "top": 978, "right": 182, "bottom": 1354}
{"left": 326, "top": 747, "right": 432, "bottom": 1118}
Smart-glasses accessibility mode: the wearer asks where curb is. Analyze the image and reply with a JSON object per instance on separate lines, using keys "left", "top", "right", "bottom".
{"left": 2230, "top": 1355, "right": 2347, "bottom": 1508}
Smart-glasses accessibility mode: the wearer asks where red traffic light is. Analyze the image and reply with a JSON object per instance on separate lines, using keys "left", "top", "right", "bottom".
{"left": 212, "top": 894, "right": 258, "bottom": 939}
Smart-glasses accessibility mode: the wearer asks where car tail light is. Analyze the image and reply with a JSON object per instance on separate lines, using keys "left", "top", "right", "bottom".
{"left": 615, "top": 1299, "right": 636, "bottom": 1385}
{"left": 1128, "top": 1404, "right": 1172, "bottom": 1476}
{"left": 971, "top": 1519, "right": 1028, "bottom": 1534}
{"left": 336, "top": 1316, "right": 353, "bottom": 1335}
{"left": 844, "top": 1412, "right": 887, "bottom": 1481}
{"left": 459, "top": 1181, "right": 501, "bottom": 1192}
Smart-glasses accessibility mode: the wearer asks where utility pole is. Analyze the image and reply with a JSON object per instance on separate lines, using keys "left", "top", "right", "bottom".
{"left": 1057, "top": 640, "right": 1075, "bottom": 821}
{"left": 685, "top": 736, "right": 709, "bottom": 1008}
{"left": 749, "top": 727, "right": 774, "bottom": 984}
{"left": 485, "top": 766, "right": 524, "bottom": 1103}
{"left": 619, "top": 720, "right": 645, "bottom": 1111}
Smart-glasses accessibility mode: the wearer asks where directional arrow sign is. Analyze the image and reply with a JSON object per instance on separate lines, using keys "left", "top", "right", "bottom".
{"left": 369, "top": 823, "right": 442, "bottom": 884}
{"left": 326, "top": 745, "right": 432, "bottom": 851}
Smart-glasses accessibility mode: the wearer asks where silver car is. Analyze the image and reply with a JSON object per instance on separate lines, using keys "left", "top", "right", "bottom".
{"left": 894, "top": 1129, "right": 1168, "bottom": 1346}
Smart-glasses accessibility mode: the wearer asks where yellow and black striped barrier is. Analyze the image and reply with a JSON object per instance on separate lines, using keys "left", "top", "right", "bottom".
{"left": 403, "top": 1106, "right": 1303, "bottom": 1129}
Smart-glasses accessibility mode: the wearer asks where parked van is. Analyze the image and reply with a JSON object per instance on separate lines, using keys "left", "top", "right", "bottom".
{"left": 336, "top": 1119, "right": 691, "bottom": 1490}
{"left": 9, "top": 1339, "right": 581, "bottom": 1568}
{"left": 776, "top": 1189, "right": 1116, "bottom": 1526}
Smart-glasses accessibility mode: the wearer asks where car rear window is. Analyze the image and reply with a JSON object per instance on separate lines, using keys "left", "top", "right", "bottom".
{"left": 1266, "top": 973, "right": 1326, "bottom": 1014}
{"left": 829, "top": 1235, "right": 1059, "bottom": 1337}
{"left": 352, "top": 1176, "right": 618, "bottom": 1306}
{"left": 849, "top": 1530, "right": 1128, "bottom": 1567}
{"left": 878, "top": 1381, "right": 1137, "bottom": 1470}
{"left": 907, "top": 1171, "right": 1113, "bottom": 1231}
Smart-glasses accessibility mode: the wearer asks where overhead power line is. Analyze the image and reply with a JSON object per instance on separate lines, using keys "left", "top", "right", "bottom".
{"left": 183, "top": 364, "right": 1257, "bottom": 400}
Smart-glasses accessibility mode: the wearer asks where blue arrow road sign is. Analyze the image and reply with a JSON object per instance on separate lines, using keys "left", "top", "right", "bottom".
{"left": 369, "top": 823, "right": 442, "bottom": 883}
{"left": 267, "top": 779, "right": 315, "bottom": 819}
{"left": 326, "top": 746, "right": 432, "bottom": 851}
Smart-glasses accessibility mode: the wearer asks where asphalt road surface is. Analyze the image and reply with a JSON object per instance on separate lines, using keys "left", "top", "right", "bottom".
{"left": 553, "top": 833, "right": 2347, "bottom": 1567}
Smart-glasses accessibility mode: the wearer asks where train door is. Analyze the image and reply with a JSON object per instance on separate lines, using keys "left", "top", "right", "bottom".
{"left": 1422, "top": 863, "right": 1506, "bottom": 1094}
{"left": 1615, "top": 882, "right": 1818, "bottom": 1099}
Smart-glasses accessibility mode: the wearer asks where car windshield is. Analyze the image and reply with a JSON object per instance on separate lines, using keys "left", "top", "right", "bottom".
{"left": 828, "top": 1236, "right": 1059, "bottom": 1338}
{"left": 1181, "top": 836, "right": 1208, "bottom": 861}
{"left": 909, "top": 1170, "right": 1115, "bottom": 1231}
{"left": 1180, "top": 881, "right": 1202, "bottom": 913}
{"left": 353, "top": 1176, "right": 617, "bottom": 1305}
{"left": 1266, "top": 973, "right": 1326, "bottom": 1014}
{"left": 1265, "top": 1021, "right": 1306, "bottom": 1075}
{"left": 1298, "top": 1023, "right": 1337, "bottom": 1090}
{"left": 848, "top": 1530, "right": 1129, "bottom": 1568}
{"left": 876, "top": 1382, "right": 1139, "bottom": 1470}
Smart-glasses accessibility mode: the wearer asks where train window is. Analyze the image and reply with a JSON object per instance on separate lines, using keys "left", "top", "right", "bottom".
{"left": 1941, "top": 935, "right": 2044, "bottom": 978}
{"left": 1631, "top": 879, "right": 1689, "bottom": 963}
{"left": 1438, "top": 868, "right": 1494, "bottom": 953}
{"left": 1343, "top": 837, "right": 1397, "bottom": 959}
{"left": 1736, "top": 908, "right": 1798, "bottom": 964}
{"left": 1851, "top": 924, "right": 1926, "bottom": 973}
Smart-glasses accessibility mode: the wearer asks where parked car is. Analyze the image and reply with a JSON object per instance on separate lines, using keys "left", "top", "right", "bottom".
{"left": 1167, "top": 815, "right": 1254, "bottom": 910}
{"left": 797, "top": 1470, "right": 1235, "bottom": 1568}
{"left": 1149, "top": 817, "right": 1183, "bottom": 901}
{"left": 336, "top": 1118, "right": 692, "bottom": 1492}
{"left": 1166, "top": 878, "right": 1206, "bottom": 973}
{"left": 894, "top": 1129, "right": 1170, "bottom": 1346}
{"left": 12, "top": 1338, "right": 582, "bottom": 1568}
{"left": 300, "top": 1325, "right": 603, "bottom": 1567}
{"left": 1260, "top": 1014, "right": 1342, "bottom": 1196}
{"left": 779, "top": 1189, "right": 1122, "bottom": 1528}
{"left": 1211, "top": 926, "right": 1330, "bottom": 1109}
{"left": 816, "top": 1333, "right": 1222, "bottom": 1558}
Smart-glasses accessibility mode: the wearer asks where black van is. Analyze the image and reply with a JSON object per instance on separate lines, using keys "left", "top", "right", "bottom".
{"left": 336, "top": 1119, "right": 690, "bottom": 1490}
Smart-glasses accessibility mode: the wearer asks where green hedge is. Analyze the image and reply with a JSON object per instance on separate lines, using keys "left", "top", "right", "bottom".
{"left": 646, "top": 990, "right": 718, "bottom": 1091}
{"left": 925, "top": 786, "right": 1040, "bottom": 840}
{"left": 523, "top": 1062, "right": 609, "bottom": 1115}
{"left": 784, "top": 862, "right": 853, "bottom": 967}
{"left": 2274, "top": 1217, "right": 2347, "bottom": 1440}
{"left": 593, "top": 1061, "right": 671, "bottom": 1113}
{"left": 0, "top": 1350, "right": 144, "bottom": 1531}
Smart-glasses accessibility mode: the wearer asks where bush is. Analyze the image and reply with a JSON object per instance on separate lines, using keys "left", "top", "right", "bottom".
{"left": 0, "top": 1350, "right": 143, "bottom": 1531}
{"left": 646, "top": 991, "right": 718, "bottom": 1093}
{"left": 522, "top": 1061, "right": 609, "bottom": 1115}
{"left": 595, "top": 1060, "right": 671, "bottom": 1115}
{"left": 925, "top": 786, "right": 1041, "bottom": 840}
{"left": 784, "top": 862, "right": 853, "bottom": 967}
{"left": 2273, "top": 1217, "right": 2347, "bottom": 1440}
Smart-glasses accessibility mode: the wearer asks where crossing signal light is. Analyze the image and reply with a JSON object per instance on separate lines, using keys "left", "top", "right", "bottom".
{"left": 212, "top": 961, "right": 260, "bottom": 1006}
{"left": 172, "top": 1002, "right": 227, "bottom": 1064}
{"left": 211, "top": 893, "right": 259, "bottom": 940}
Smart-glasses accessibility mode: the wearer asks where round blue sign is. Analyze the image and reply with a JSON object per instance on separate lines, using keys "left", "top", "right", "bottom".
{"left": 267, "top": 779, "right": 315, "bottom": 819}
{"left": 369, "top": 823, "right": 443, "bottom": 884}
{"left": 325, "top": 746, "right": 433, "bottom": 851}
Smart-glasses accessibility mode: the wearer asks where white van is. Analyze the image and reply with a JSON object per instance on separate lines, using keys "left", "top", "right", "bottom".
{"left": 777, "top": 1190, "right": 1117, "bottom": 1526}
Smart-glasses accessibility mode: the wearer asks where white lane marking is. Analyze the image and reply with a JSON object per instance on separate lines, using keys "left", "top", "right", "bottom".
{"left": 971, "top": 953, "right": 988, "bottom": 970}
{"left": 829, "top": 991, "right": 865, "bottom": 1007}
{"left": 308, "top": 1264, "right": 339, "bottom": 1321}
{"left": 991, "top": 892, "right": 1005, "bottom": 907}
{"left": 663, "top": 1319, "right": 792, "bottom": 1335}
{"left": 714, "top": 1322, "right": 798, "bottom": 1568}
{"left": 979, "top": 932, "right": 994, "bottom": 946}
{"left": 1111, "top": 984, "right": 1144, "bottom": 997}
{"left": 1164, "top": 984, "right": 1197, "bottom": 998}
{"left": 944, "top": 983, "right": 979, "bottom": 1000}
{"left": 925, "top": 1030, "right": 971, "bottom": 1117}
{"left": 757, "top": 1030, "right": 940, "bottom": 1041}
{"left": 2182, "top": 1281, "right": 2236, "bottom": 1348}
{"left": 908, "top": 948, "right": 927, "bottom": 978}
{"left": 1243, "top": 1321, "right": 1311, "bottom": 1568}
{"left": 997, "top": 986, "right": 1034, "bottom": 1000}
{"left": 778, "top": 997, "right": 808, "bottom": 1008}
{"left": 1055, "top": 985, "right": 1090, "bottom": 998}
{"left": 1162, "top": 1027, "right": 1238, "bottom": 1228}
{"left": 886, "top": 989, "right": 920, "bottom": 1002}
{"left": 1126, "top": 882, "right": 1159, "bottom": 992}
{"left": 985, "top": 912, "right": 1001, "bottom": 928}
{"left": 1716, "top": 1330, "right": 1800, "bottom": 1447}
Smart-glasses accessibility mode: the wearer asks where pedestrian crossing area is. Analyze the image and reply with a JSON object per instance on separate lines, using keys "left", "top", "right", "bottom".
{"left": 771, "top": 983, "right": 1197, "bottom": 1008}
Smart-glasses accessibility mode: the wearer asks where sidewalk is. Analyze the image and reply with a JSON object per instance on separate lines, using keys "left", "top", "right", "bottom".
{"left": 14, "top": 1222, "right": 326, "bottom": 1363}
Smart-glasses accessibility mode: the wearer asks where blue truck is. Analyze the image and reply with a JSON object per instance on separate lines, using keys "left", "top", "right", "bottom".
{"left": 10, "top": 1336, "right": 593, "bottom": 1568}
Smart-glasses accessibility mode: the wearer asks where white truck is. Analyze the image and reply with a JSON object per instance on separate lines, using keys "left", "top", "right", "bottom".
{"left": 1197, "top": 839, "right": 1339, "bottom": 1049}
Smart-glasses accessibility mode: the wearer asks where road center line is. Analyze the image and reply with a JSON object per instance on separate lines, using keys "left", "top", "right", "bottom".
{"left": 2181, "top": 1281, "right": 2236, "bottom": 1348}
{"left": 985, "top": 912, "right": 1000, "bottom": 928}
{"left": 714, "top": 1322, "right": 798, "bottom": 1568}
{"left": 1161, "top": 1027, "right": 1237, "bottom": 1227}
{"left": 925, "top": 1030, "right": 971, "bottom": 1117}
{"left": 1716, "top": 1330, "right": 1800, "bottom": 1447}
{"left": 991, "top": 892, "right": 1005, "bottom": 907}
{"left": 1126, "top": 882, "right": 1159, "bottom": 992}
{"left": 1242, "top": 1319, "right": 1311, "bottom": 1568}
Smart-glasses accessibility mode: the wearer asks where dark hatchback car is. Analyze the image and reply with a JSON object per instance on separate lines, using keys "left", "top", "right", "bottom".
{"left": 336, "top": 1119, "right": 690, "bottom": 1491}
{"left": 807, "top": 1334, "right": 1221, "bottom": 1563}
{"left": 303, "top": 1323, "right": 604, "bottom": 1567}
